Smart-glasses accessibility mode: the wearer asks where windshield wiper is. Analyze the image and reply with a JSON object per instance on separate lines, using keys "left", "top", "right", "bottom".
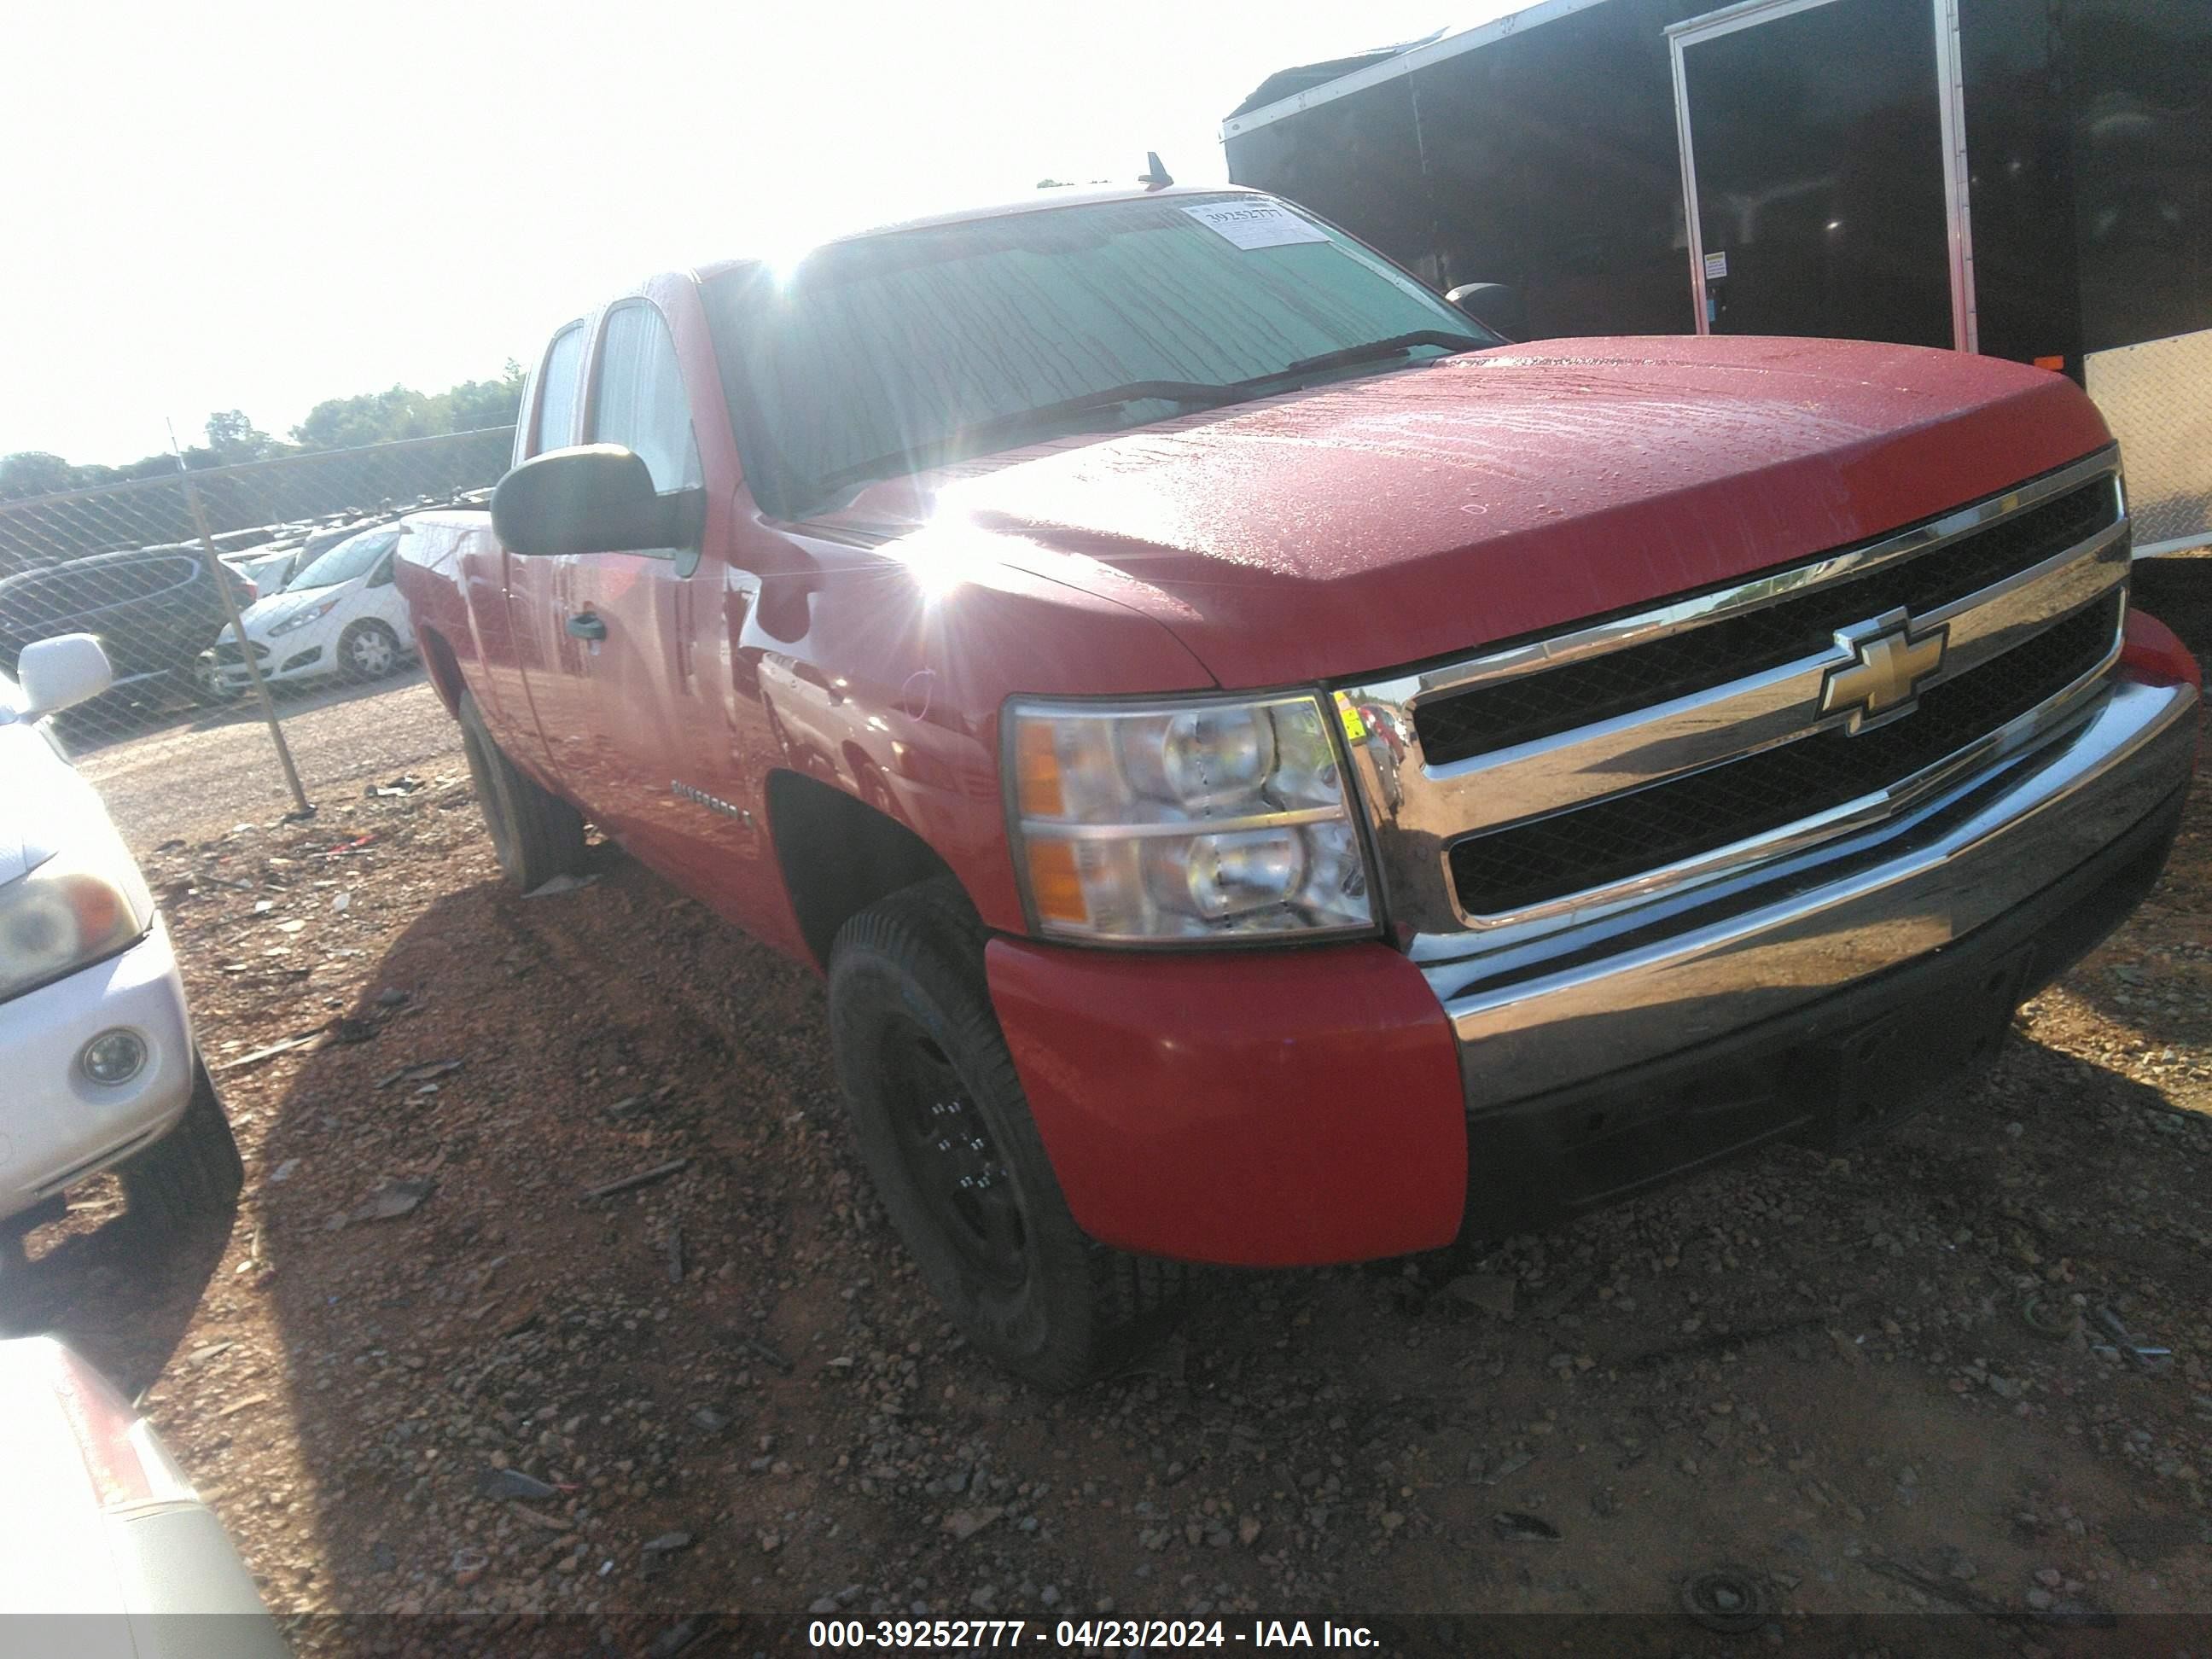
{"left": 1273, "top": 329, "right": 1487, "bottom": 378}
{"left": 813, "top": 381, "right": 1249, "bottom": 496}
{"left": 803, "top": 338, "right": 1485, "bottom": 509}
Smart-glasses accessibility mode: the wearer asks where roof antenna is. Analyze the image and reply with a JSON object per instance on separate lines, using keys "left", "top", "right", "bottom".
{"left": 1138, "top": 151, "right": 1173, "bottom": 189}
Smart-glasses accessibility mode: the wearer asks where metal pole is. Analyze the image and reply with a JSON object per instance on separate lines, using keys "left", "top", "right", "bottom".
{"left": 181, "top": 478, "right": 315, "bottom": 820}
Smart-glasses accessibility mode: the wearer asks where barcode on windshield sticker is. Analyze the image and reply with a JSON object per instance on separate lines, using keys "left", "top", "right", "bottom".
{"left": 1181, "top": 201, "right": 1330, "bottom": 251}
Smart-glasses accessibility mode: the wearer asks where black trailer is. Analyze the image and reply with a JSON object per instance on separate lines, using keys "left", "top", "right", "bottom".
{"left": 1223, "top": 0, "right": 2211, "bottom": 556}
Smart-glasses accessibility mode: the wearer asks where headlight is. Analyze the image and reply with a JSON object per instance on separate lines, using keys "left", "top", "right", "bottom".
{"left": 1007, "top": 693, "right": 1375, "bottom": 943}
{"left": 268, "top": 597, "right": 340, "bottom": 636}
{"left": 0, "top": 832, "right": 154, "bottom": 1004}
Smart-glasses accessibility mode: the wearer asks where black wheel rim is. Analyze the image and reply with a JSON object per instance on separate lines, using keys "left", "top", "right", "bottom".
{"left": 882, "top": 1019, "right": 1027, "bottom": 1290}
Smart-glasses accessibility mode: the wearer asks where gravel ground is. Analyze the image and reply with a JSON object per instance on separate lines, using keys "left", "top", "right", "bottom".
{"left": 70, "top": 669, "right": 457, "bottom": 852}
{"left": 3, "top": 563, "right": 2207, "bottom": 1653}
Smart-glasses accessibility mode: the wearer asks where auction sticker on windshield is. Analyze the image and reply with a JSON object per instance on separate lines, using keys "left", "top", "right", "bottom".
{"left": 1180, "top": 201, "right": 1330, "bottom": 251}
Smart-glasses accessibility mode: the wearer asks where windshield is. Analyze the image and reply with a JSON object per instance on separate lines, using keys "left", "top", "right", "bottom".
{"left": 288, "top": 528, "right": 397, "bottom": 591}
{"left": 702, "top": 195, "right": 1493, "bottom": 518}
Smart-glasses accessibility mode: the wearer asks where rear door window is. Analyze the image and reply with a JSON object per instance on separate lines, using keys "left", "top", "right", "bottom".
{"left": 588, "top": 303, "right": 702, "bottom": 493}
{"left": 532, "top": 323, "right": 588, "bottom": 457}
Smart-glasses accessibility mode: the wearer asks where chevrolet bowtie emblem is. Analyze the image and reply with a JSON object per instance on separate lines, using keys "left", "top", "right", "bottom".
{"left": 1820, "top": 608, "right": 1948, "bottom": 734}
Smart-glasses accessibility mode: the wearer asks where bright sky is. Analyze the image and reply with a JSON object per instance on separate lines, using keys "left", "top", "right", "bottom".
{"left": 0, "top": 0, "right": 1508, "bottom": 468}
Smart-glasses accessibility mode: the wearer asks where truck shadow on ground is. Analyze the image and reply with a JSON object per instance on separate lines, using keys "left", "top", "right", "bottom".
{"left": 0, "top": 768, "right": 2203, "bottom": 1625}
{"left": 195, "top": 822, "right": 2212, "bottom": 1619}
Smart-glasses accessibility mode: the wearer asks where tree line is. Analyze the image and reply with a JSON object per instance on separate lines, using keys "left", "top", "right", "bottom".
{"left": 0, "top": 364, "right": 527, "bottom": 503}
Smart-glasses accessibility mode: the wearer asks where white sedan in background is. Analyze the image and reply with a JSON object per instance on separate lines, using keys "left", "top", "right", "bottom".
{"left": 1, "top": 637, "right": 244, "bottom": 1241}
{"left": 205, "top": 525, "right": 415, "bottom": 695}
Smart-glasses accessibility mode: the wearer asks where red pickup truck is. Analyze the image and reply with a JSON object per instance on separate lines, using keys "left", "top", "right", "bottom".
{"left": 397, "top": 184, "right": 2201, "bottom": 1387}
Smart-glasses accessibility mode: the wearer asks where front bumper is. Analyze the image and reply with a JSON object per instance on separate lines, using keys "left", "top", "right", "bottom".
{"left": 987, "top": 936, "right": 1467, "bottom": 1265}
{"left": 0, "top": 917, "right": 197, "bottom": 1225}
{"left": 1464, "top": 749, "right": 2187, "bottom": 1235}
{"left": 209, "top": 629, "right": 331, "bottom": 689}
{"left": 1430, "top": 677, "right": 2196, "bottom": 1087}
{"left": 990, "top": 674, "right": 2197, "bottom": 1266}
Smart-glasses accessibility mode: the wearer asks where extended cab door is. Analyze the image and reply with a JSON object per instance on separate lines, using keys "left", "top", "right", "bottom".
{"left": 527, "top": 300, "right": 710, "bottom": 868}
{"left": 485, "top": 321, "right": 591, "bottom": 784}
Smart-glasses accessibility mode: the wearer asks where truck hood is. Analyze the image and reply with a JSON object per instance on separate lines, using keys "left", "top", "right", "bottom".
{"left": 818, "top": 335, "right": 2114, "bottom": 688}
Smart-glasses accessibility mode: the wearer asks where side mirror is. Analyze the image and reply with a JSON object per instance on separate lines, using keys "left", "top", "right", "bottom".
{"left": 1445, "top": 282, "right": 1528, "bottom": 342}
{"left": 18, "top": 633, "right": 114, "bottom": 719}
{"left": 491, "top": 445, "right": 705, "bottom": 558}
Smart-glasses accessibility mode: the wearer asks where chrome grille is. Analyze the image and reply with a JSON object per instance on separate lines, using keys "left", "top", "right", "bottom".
{"left": 1445, "top": 593, "right": 2122, "bottom": 917}
{"left": 1415, "top": 474, "right": 2121, "bottom": 765}
{"left": 1336, "top": 448, "right": 2131, "bottom": 947}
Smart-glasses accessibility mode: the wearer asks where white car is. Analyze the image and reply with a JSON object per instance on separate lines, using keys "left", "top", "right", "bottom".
{"left": 0, "top": 1336, "right": 285, "bottom": 1654}
{"left": 0, "top": 637, "right": 243, "bottom": 1240}
{"left": 206, "top": 524, "right": 414, "bottom": 694}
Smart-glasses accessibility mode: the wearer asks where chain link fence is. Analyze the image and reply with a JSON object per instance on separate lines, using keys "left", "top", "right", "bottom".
{"left": 0, "top": 428, "right": 514, "bottom": 846}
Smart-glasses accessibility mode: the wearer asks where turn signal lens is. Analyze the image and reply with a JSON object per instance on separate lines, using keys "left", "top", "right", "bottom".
{"left": 1024, "top": 840, "right": 1089, "bottom": 926}
{"left": 1015, "top": 719, "right": 1065, "bottom": 818}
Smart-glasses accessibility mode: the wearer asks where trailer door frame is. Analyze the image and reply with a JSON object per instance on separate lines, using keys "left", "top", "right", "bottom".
{"left": 1668, "top": 0, "right": 1977, "bottom": 352}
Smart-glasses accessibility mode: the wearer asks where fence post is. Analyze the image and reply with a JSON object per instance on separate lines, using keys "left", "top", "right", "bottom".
{"left": 182, "top": 480, "right": 315, "bottom": 821}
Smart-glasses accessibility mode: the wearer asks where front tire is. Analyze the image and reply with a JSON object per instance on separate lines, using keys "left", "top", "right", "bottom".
{"left": 828, "top": 880, "right": 1186, "bottom": 1389}
{"left": 457, "top": 690, "right": 589, "bottom": 889}
{"left": 122, "top": 1059, "right": 245, "bottom": 1229}
{"left": 339, "top": 619, "right": 405, "bottom": 681}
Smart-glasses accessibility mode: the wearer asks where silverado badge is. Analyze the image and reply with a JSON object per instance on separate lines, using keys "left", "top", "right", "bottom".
{"left": 1820, "top": 608, "right": 1948, "bottom": 735}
